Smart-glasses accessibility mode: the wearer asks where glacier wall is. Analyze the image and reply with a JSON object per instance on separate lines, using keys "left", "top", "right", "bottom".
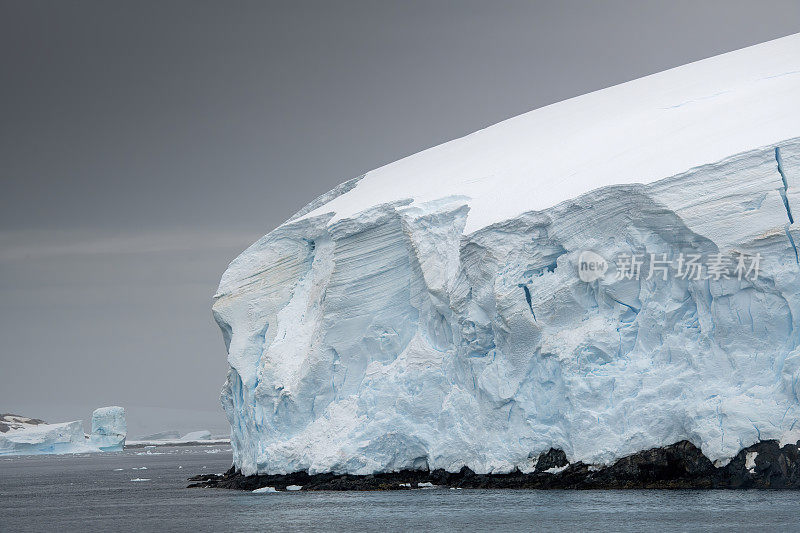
{"left": 214, "top": 138, "right": 800, "bottom": 476}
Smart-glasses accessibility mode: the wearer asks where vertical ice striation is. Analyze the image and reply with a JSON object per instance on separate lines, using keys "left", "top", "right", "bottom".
{"left": 90, "top": 406, "right": 127, "bottom": 451}
{"left": 213, "top": 34, "right": 800, "bottom": 476}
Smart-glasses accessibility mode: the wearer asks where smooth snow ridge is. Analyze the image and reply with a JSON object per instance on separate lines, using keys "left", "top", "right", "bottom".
{"left": 298, "top": 33, "right": 800, "bottom": 234}
{"left": 214, "top": 34, "right": 800, "bottom": 476}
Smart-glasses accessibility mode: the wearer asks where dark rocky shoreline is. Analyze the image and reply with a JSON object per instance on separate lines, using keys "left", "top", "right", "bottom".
{"left": 188, "top": 440, "right": 800, "bottom": 490}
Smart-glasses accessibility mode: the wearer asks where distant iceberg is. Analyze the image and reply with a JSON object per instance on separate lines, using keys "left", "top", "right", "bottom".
{"left": 125, "top": 428, "right": 230, "bottom": 448}
{"left": 178, "top": 430, "right": 212, "bottom": 441}
{"left": 89, "top": 406, "right": 127, "bottom": 451}
{"left": 0, "top": 419, "right": 86, "bottom": 456}
{"left": 0, "top": 407, "right": 126, "bottom": 456}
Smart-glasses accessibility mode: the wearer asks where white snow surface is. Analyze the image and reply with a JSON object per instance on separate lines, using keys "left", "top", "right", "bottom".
{"left": 214, "top": 34, "right": 800, "bottom": 476}
{"left": 295, "top": 33, "right": 800, "bottom": 234}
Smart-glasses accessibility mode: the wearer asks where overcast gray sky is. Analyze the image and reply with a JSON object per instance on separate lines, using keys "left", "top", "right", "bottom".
{"left": 1, "top": 0, "right": 799, "bottom": 436}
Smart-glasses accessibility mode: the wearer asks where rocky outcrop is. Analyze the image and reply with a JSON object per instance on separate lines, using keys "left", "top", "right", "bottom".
{"left": 0, "top": 414, "right": 46, "bottom": 433}
{"left": 189, "top": 440, "right": 800, "bottom": 490}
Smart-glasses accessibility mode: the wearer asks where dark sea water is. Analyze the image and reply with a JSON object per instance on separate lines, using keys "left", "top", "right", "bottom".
{"left": 1, "top": 445, "right": 799, "bottom": 532}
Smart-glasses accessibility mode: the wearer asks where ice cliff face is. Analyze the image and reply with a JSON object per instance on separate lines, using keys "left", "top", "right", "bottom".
{"left": 90, "top": 406, "right": 126, "bottom": 451}
{"left": 0, "top": 420, "right": 85, "bottom": 455}
{"left": 213, "top": 34, "right": 800, "bottom": 476}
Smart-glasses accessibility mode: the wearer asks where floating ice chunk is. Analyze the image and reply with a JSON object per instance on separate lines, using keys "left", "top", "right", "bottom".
{"left": 253, "top": 486, "right": 278, "bottom": 493}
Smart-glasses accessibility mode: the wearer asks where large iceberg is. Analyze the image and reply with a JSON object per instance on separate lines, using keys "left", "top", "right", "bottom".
{"left": 213, "top": 34, "right": 800, "bottom": 476}
{"left": 0, "top": 419, "right": 86, "bottom": 456}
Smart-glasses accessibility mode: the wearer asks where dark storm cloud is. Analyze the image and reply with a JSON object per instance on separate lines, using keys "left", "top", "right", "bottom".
{"left": 1, "top": 0, "right": 798, "bottom": 434}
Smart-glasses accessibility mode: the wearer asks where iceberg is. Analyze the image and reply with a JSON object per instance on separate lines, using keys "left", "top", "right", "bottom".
{"left": 0, "top": 419, "right": 86, "bottom": 456}
{"left": 0, "top": 407, "right": 127, "bottom": 456}
{"left": 89, "top": 406, "right": 126, "bottom": 451}
{"left": 213, "top": 33, "right": 800, "bottom": 476}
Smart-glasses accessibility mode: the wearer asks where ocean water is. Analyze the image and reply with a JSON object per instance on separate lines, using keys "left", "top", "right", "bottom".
{"left": 1, "top": 445, "right": 798, "bottom": 532}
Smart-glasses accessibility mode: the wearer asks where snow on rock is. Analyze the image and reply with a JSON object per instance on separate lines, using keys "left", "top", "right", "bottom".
{"left": 213, "top": 33, "right": 800, "bottom": 476}
{"left": 0, "top": 414, "right": 47, "bottom": 433}
{"left": 90, "top": 406, "right": 127, "bottom": 451}
{"left": 745, "top": 451, "right": 758, "bottom": 473}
